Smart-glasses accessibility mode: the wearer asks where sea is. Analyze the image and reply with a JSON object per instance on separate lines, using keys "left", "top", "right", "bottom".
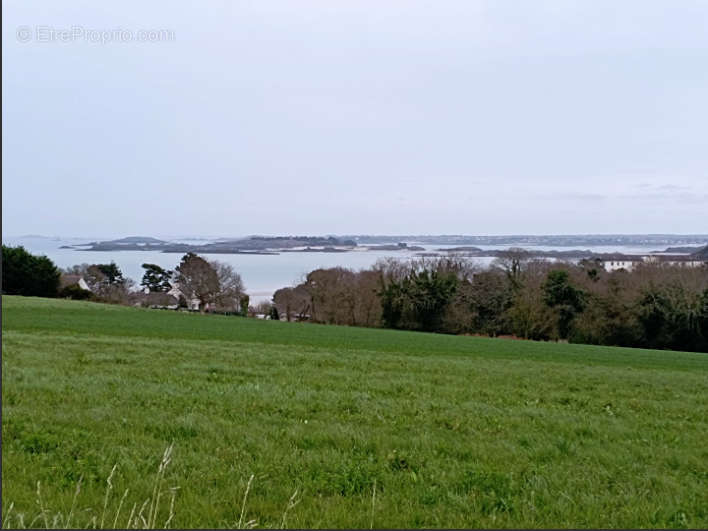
{"left": 2, "top": 235, "right": 686, "bottom": 304}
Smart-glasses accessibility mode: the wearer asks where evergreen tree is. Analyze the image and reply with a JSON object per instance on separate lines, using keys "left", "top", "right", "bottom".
{"left": 141, "top": 263, "right": 173, "bottom": 292}
{"left": 2, "top": 245, "right": 60, "bottom": 298}
{"left": 542, "top": 270, "right": 586, "bottom": 339}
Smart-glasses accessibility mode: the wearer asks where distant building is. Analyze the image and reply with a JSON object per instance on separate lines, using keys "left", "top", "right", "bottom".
{"left": 599, "top": 253, "right": 706, "bottom": 272}
{"left": 643, "top": 255, "right": 706, "bottom": 268}
{"left": 600, "top": 257, "right": 643, "bottom": 272}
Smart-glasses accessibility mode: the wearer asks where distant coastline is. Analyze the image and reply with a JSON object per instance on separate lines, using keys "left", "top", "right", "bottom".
{"left": 53, "top": 234, "right": 708, "bottom": 261}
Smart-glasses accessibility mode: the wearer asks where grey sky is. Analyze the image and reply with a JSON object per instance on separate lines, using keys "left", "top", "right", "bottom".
{"left": 3, "top": 0, "right": 707, "bottom": 238}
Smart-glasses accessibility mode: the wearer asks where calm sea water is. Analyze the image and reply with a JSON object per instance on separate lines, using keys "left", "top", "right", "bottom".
{"left": 3, "top": 236, "right": 666, "bottom": 303}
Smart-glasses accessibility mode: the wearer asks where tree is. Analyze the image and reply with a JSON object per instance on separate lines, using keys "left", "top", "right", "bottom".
{"left": 269, "top": 305, "right": 280, "bottom": 321}
{"left": 356, "top": 270, "right": 384, "bottom": 327}
{"left": 273, "top": 287, "right": 295, "bottom": 321}
{"left": 2, "top": 245, "right": 60, "bottom": 297}
{"left": 210, "top": 261, "right": 245, "bottom": 312}
{"left": 81, "top": 262, "right": 132, "bottom": 303}
{"left": 569, "top": 274, "right": 641, "bottom": 347}
{"left": 579, "top": 258, "right": 603, "bottom": 282}
{"left": 380, "top": 268, "right": 458, "bottom": 332}
{"left": 273, "top": 286, "right": 311, "bottom": 321}
{"left": 542, "top": 270, "right": 586, "bottom": 339}
{"left": 506, "top": 284, "right": 556, "bottom": 340}
{"left": 637, "top": 282, "right": 707, "bottom": 352}
{"left": 82, "top": 262, "right": 125, "bottom": 290}
{"left": 83, "top": 265, "right": 108, "bottom": 292}
{"left": 380, "top": 280, "right": 405, "bottom": 329}
{"left": 465, "top": 270, "right": 513, "bottom": 336}
{"left": 97, "top": 262, "right": 124, "bottom": 285}
{"left": 699, "top": 288, "right": 708, "bottom": 348}
{"left": 174, "top": 253, "right": 219, "bottom": 313}
{"left": 377, "top": 257, "right": 475, "bottom": 332}
{"left": 239, "top": 295, "right": 251, "bottom": 317}
{"left": 240, "top": 294, "right": 250, "bottom": 317}
{"left": 303, "top": 268, "right": 357, "bottom": 324}
{"left": 141, "top": 263, "right": 172, "bottom": 293}
{"left": 493, "top": 248, "right": 529, "bottom": 290}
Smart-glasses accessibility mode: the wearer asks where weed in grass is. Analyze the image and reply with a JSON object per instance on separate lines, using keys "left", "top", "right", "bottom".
{"left": 1, "top": 445, "right": 178, "bottom": 529}
{"left": 236, "top": 474, "right": 257, "bottom": 529}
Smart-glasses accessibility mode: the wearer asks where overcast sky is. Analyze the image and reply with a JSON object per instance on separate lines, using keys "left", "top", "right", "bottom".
{"left": 3, "top": 1, "right": 707, "bottom": 238}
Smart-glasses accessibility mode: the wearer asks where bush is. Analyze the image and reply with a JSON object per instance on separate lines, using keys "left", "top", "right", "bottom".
{"left": 269, "top": 305, "right": 280, "bottom": 320}
{"left": 58, "top": 284, "right": 93, "bottom": 300}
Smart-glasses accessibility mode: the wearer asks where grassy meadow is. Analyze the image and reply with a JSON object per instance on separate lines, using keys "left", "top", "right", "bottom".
{"left": 2, "top": 296, "right": 707, "bottom": 528}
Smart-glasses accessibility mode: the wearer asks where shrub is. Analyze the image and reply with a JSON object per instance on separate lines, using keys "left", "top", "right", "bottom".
{"left": 58, "top": 284, "right": 93, "bottom": 300}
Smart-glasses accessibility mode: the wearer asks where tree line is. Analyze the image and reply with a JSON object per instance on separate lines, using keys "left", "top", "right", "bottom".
{"left": 272, "top": 252, "right": 708, "bottom": 352}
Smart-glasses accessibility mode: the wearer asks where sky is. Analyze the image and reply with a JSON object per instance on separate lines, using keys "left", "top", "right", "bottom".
{"left": 3, "top": 0, "right": 708, "bottom": 238}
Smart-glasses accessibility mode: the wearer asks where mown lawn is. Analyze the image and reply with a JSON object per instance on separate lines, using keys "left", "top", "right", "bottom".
{"left": 2, "top": 296, "right": 707, "bottom": 528}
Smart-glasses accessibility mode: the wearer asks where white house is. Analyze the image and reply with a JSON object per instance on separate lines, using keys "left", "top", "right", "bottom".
{"left": 599, "top": 253, "right": 706, "bottom": 272}
{"left": 601, "top": 258, "right": 642, "bottom": 272}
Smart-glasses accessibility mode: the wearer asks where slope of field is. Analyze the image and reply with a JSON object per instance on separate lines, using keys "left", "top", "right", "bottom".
{"left": 2, "top": 296, "right": 707, "bottom": 528}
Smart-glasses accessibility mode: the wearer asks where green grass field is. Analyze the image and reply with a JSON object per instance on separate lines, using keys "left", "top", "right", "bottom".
{"left": 2, "top": 296, "right": 707, "bottom": 528}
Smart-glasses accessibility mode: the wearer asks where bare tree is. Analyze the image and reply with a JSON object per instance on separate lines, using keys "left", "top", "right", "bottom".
{"left": 356, "top": 270, "right": 384, "bottom": 327}
{"left": 63, "top": 263, "right": 91, "bottom": 276}
{"left": 273, "top": 287, "right": 297, "bottom": 321}
{"left": 74, "top": 263, "right": 134, "bottom": 304}
{"left": 83, "top": 265, "right": 108, "bottom": 292}
{"left": 276, "top": 267, "right": 386, "bottom": 327}
{"left": 493, "top": 247, "right": 530, "bottom": 288}
{"left": 273, "top": 285, "right": 311, "bottom": 321}
{"left": 210, "top": 260, "right": 245, "bottom": 312}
